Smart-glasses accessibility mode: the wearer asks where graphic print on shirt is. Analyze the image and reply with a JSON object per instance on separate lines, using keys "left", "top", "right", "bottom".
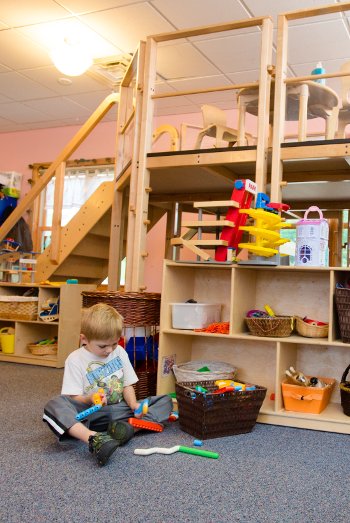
{"left": 85, "top": 356, "right": 124, "bottom": 404}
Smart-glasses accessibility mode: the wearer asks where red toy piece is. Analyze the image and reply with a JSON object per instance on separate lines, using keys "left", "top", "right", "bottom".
{"left": 215, "top": 179, "right": 257, "bottom": 262}
{"left": 128, "top": 418, "right": 164, "bottom": 432}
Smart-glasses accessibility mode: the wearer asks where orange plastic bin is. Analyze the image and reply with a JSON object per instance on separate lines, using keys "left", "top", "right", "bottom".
{"left": 281, "top": 377, "right": 335, "bottom": 414}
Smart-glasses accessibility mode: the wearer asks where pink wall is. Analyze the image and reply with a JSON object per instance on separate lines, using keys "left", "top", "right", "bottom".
{"left": 0, "top": 120, "right": 117, "bottom": 197}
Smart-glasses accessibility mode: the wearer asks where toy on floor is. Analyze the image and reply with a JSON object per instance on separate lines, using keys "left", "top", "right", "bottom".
{"left": 128, "top": 418, "right": 164, "bottom": 432}
{"left": 134, "top": 445, "right": 219, "bottom": 459}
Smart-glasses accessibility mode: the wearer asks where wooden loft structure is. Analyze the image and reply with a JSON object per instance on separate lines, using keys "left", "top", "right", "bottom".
{"left": 0, "top": 4, "right": 350, "bottom": 289}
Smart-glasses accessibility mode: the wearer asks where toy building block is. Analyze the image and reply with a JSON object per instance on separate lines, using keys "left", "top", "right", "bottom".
{"left": 128, "top": 417, "right": 164, "bottom": 432}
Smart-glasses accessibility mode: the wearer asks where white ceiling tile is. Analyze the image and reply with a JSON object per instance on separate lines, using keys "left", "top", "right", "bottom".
{"left": 195, "top": 32, "right": 263, "bottom": 73}
{"left": 81, "top": 4, "right": 174, "bottom": 53}
{"left": 0, "top": 72, "right": 57, "bottom": 100}
{"left": 0, "top": 29, "right": 52, "bottom": 69}
{"left": 57, "top": 0, "right": 143, "bottom": 15}
{"left": 0, "top": 0, "right": 71, "bottom": 26}
{"left": 0, "top": 102, "right": 48, "bottom": 123}
{"left": 21, "top": 65, "right": 111, "bottom": 95}
{"left": 18, "top": 18, "right": 121, "bottom": 60}
{"left": 156, "top": 42, "right": 220, "bottom": 80}
{"left": 24, "top": 96, "right": 91, "bottom": 119}
{"left": 66, "top": 90, "right": 115, "bottom": 109}
{"left": 288, "top": 19, "right": 350, "bottom": 64}
{"left": 243, "top": 0, "right": 341, "bottom": 25}
{"left": 151, "top": 0, "right": 250, "bottom": 29}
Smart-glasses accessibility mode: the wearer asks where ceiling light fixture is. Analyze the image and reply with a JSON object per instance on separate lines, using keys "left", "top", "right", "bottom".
{"left": 50, "top": 37, "right": 93, "bottom": 77}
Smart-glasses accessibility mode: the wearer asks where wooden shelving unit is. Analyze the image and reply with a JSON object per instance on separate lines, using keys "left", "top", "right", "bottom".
{"left": 157, "top": 260, "right": 350, "bottom": 434}
{"left": 0, "top": 282, "right": 95, "bottom": 368}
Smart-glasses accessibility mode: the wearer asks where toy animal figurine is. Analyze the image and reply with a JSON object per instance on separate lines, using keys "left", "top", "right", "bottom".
{"left": 285, "top": 366, "right": 310, "bottom": 387}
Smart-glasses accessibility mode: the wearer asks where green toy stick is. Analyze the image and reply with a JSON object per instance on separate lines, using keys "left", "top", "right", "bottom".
{"left": 134, "top": 445, "right": 219, "bottom": 459}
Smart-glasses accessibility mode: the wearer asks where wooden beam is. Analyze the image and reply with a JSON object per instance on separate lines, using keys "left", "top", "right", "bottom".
{"left": 149, "top": 17, "right": 270, "bottom": 42}
{"left": 50, "top": 162, "right": 65, "bottom": 264}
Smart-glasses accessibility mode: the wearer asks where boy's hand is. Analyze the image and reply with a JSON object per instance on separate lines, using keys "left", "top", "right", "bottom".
{"left": 91, "top": 389, "right": 107, "bottom": 406}
{"left": 134, "top": 399, "right": 149, "bottom": 418}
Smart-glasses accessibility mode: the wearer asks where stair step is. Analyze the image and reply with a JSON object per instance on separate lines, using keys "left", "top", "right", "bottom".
{"left": 72, "top": 234, "right": 110, "bottom": 258}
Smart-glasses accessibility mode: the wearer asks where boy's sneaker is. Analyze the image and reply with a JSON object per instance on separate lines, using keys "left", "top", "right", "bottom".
{"left": 88, "top": 433, "right": 119, "bottom": 466}
{"left": 107, "top": 420, "right": 134, "bottom": 445}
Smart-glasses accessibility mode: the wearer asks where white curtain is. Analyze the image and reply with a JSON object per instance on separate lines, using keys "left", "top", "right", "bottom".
{"left": 44, "top": 166, "right": 114, "bottom": 226}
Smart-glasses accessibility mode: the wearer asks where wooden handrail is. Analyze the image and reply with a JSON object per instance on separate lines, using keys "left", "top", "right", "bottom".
{"left": 0, "top": 92, "right": 119, "bottom": 244}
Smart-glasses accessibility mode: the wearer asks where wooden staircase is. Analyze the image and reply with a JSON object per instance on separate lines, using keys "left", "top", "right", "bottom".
{"left": 35, "top": 181, "right": 114, "bottom": 284}
{"left": 34, "top": 180, "right": 167, "bottom": 284}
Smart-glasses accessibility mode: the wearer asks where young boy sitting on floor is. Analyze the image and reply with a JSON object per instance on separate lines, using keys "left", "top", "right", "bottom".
{"left": 43, "top": 303, "right": 172, "bottom": 466}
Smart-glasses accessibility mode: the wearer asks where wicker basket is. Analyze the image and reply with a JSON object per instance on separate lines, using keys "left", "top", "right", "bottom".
{"left": 172, "top": 360, "right": 237, "bottom": 383}
{"left": 175, "top": 379, "right": 267, "bottom": 439}
{"left": 81, "top": 291, "right": 161, "bottom": 327}
{"left": 246, "top": 316, "right": 294, "bottom": 337}
{"left": 335, "top": 288, "right": 350, "bottom": 343}
{"left": 133, "top": 361, "right": 158, "bottom": 399}
{"left": 295, "top": 316, "right": 328, "bottom": 338}
{"left": 340, "top": 364, "right": 350, "bottom": 416}
{"left": 0, "top": 296, "right": 38, "bottom": 320}
{"left": 27, "top": 343, "right": 58, "bottom": 356}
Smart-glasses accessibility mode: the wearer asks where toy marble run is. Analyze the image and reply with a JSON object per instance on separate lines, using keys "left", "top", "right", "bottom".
{"left": 171, "top": 179, "right": 257, "bottom": 263}
{"left": 238, "top": 192, "right": 292, "bottom": 265}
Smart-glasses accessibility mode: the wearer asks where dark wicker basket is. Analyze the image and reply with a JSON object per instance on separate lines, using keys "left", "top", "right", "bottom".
{"left": 81, "top": 291, "right": 161, "bottom": 327}
{"left": 340, "top": 364, "right": 350, "bottom": 416}
{"left": 335, "top": 288, "right": 350, "bottom": 343}
{"left": 175, "top": 379, "right": 267, "bottom": 439}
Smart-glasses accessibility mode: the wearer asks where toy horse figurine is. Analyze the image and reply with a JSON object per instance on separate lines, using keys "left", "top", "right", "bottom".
{"left": 285, "top": 366, "right": 310, "bottom": 387}
{"left": 285, "top": 366, "right": 325, "bottom": 388}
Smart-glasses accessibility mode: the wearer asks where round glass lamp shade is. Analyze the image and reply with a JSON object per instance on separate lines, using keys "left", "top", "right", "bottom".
{"left": 50, "top": 39, "right": 93, "bottom": 77}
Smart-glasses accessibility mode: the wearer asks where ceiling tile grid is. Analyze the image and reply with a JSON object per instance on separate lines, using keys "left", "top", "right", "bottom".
{"left": 0, "top": 1, "right": 349, "bottom": 131}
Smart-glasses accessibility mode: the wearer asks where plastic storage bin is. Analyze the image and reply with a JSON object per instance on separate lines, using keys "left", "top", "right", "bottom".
{"left": 281, "top": 377, "right": 335, "bottom": 414}
{"left": 171, "top": 303, "right": 221, "bottom": 329}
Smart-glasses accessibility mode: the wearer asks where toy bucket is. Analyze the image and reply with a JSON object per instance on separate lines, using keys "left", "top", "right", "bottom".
{"left": 295, "top": 206, "right": 329, "bottom": 267}
{"left": 0, "top": 327, "right": 15, "bottom": 354}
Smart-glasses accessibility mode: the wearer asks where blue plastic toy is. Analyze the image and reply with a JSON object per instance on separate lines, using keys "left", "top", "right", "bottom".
{"left": 75, "top": 404, "right": 102, "bottom": 421}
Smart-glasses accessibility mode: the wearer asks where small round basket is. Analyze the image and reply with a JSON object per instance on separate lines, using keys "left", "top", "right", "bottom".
{"left": 295, "top": 316, "right": 328, "bottom": 338}
{"left": 28, "top": 343, "right": 58, "bottom": 356}
{"left": 245, "top": 316, "right": 294, "bottom": 337}
{"left": 340, "top": 364, "right": 350, "bottom": 416}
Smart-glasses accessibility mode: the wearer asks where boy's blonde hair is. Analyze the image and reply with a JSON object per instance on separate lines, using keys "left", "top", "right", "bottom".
{"left": 81, "top": 303, "right": 123, "bottom": 341}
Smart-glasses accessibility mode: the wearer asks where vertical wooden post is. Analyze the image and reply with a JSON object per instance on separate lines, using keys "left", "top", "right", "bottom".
{"left": 328, "top": 212, "right": 343, "bottom": 267}
{"left": 50, "top": 161, "right": 65, "bottom": 264}
{"left": 108, "top": 43, "right": 146, "bottom": 291}
{"left": 131, "top": 37, "right": 157, "bottom": 291}
{"left": 124, "top": 42, "right": 146, "bottom": 291}
{"left": 270, "top": 14, "right": 289, "bottom": 203}
{"left": 255, "top": 17, "right": 273, "bottom": 194}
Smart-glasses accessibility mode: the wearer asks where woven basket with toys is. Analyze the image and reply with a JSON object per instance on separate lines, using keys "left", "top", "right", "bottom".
{"left": 245, "top": 305, "right": 294, "bottom": 338}
{"left": 295, "top": 316, "right": 328, "bottom": 338}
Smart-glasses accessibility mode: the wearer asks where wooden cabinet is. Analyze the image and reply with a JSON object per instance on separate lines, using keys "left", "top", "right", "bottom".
{"left": 0, "top": 282, "right": 95, "bottom": 368}
{"left": 157, "top": 260, "right": 350, "bottom": 434}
